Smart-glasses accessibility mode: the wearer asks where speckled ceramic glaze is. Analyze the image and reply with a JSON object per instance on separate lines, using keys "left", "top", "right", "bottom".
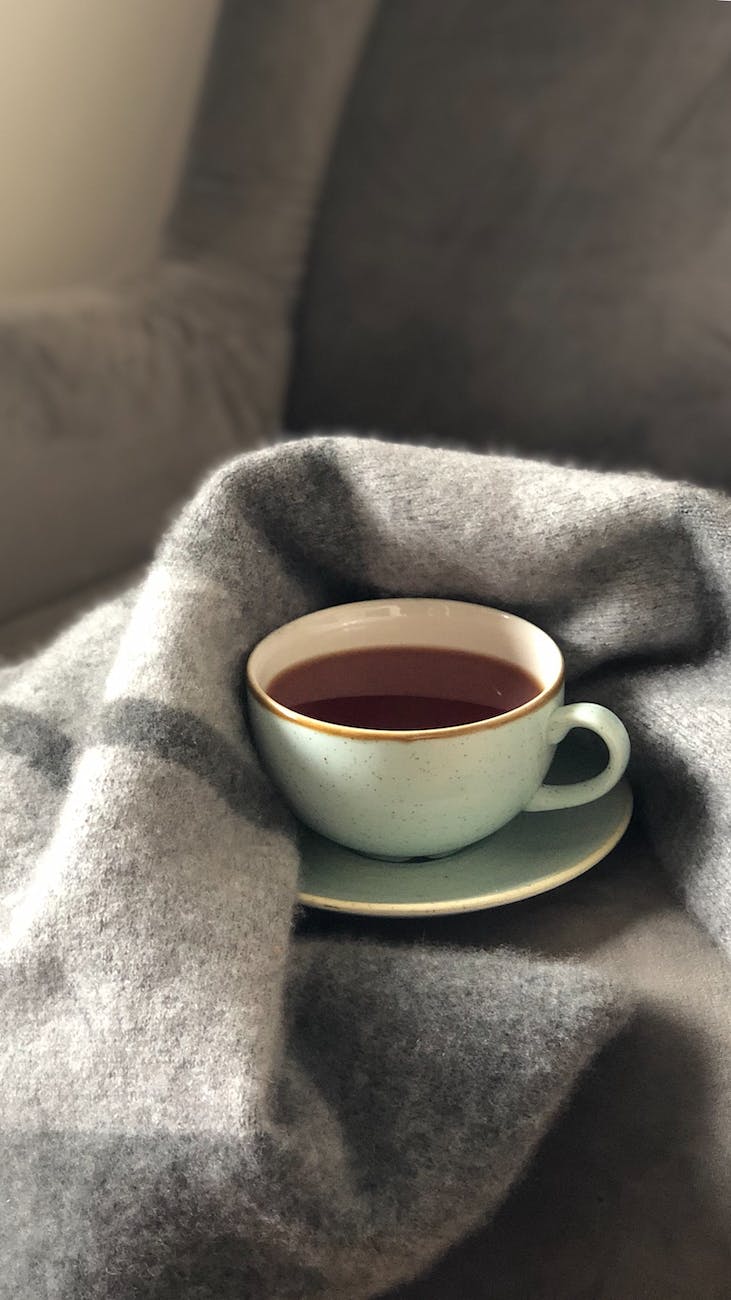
{"left": 246, "top": 600, "right": 630, "bottom": 860}
{"left": 297, "top": 732, "right": 633, "bottom": 915}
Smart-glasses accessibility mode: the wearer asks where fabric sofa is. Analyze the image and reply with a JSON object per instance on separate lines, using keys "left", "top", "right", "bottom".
{"left": 1, "top": 4, "right": 729, "bottom": 1296}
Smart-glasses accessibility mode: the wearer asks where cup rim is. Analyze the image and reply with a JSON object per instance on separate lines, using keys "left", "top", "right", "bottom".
{"left": 246, "top": 598, "right": 565, "bottom": 740}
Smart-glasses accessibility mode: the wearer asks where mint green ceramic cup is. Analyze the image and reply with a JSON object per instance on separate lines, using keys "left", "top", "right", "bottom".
{"left": 246, "top": 599, "right": 630, "bottom": 860}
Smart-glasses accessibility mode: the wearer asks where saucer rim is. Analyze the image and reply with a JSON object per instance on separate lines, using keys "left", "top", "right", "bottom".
{"left": 298, "top": 782, "right": 633, "bottom": 916}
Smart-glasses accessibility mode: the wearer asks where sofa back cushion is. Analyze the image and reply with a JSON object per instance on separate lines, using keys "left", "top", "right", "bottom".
{"left": 288, "top": 0, "right": 731, "bottom": 489}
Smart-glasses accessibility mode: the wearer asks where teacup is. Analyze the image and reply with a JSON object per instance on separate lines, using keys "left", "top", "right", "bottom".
{"left": 246, "top": 599, "right": 630, "bottom": 860}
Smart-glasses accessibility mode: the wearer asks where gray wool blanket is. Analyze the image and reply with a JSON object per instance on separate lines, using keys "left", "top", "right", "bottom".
{"left": 1, "top": 435, "right": 729, "bottom": 1298}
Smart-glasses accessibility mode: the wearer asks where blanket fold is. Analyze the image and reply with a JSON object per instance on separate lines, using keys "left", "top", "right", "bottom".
{"left": 2, "top": 435, "right": 729, "bottom": 1297}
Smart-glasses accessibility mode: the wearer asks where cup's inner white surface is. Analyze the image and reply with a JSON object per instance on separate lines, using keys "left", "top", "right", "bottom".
{"left": 249, "top": 600, "right": 562, "bottom": 709}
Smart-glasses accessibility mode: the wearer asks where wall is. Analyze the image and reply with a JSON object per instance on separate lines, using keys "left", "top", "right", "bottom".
{"left": 0, "top": 0, "right": 220, "bottom": 292}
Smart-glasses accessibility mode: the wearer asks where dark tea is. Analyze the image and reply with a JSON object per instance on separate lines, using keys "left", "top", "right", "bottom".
{"left": 268, "top": 646, "right": 541, "bottom": 730}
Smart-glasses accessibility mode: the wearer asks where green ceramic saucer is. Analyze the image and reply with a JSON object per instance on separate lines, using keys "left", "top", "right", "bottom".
{"left": 297, "top": 731, "right": 633, "bottom": 916}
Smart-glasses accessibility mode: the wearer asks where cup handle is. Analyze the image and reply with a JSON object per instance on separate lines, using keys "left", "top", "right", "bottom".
{"left": 524, "top": 703, "right": 630, "bottom": 812}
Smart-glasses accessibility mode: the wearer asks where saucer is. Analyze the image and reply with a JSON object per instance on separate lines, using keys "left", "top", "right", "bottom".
{"left": 297, "top": 731, "right": 633, "bottom": 916}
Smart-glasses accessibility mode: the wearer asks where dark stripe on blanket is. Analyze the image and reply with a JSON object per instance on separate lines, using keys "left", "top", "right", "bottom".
{"left": 97, "top": 698, "right": 287, "bottom": 829}
{"left": 0, "top": 704, "right": 73, "bottom": 788}
{"left": 160, "top": 440, "right": 371, "bottom": 607}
